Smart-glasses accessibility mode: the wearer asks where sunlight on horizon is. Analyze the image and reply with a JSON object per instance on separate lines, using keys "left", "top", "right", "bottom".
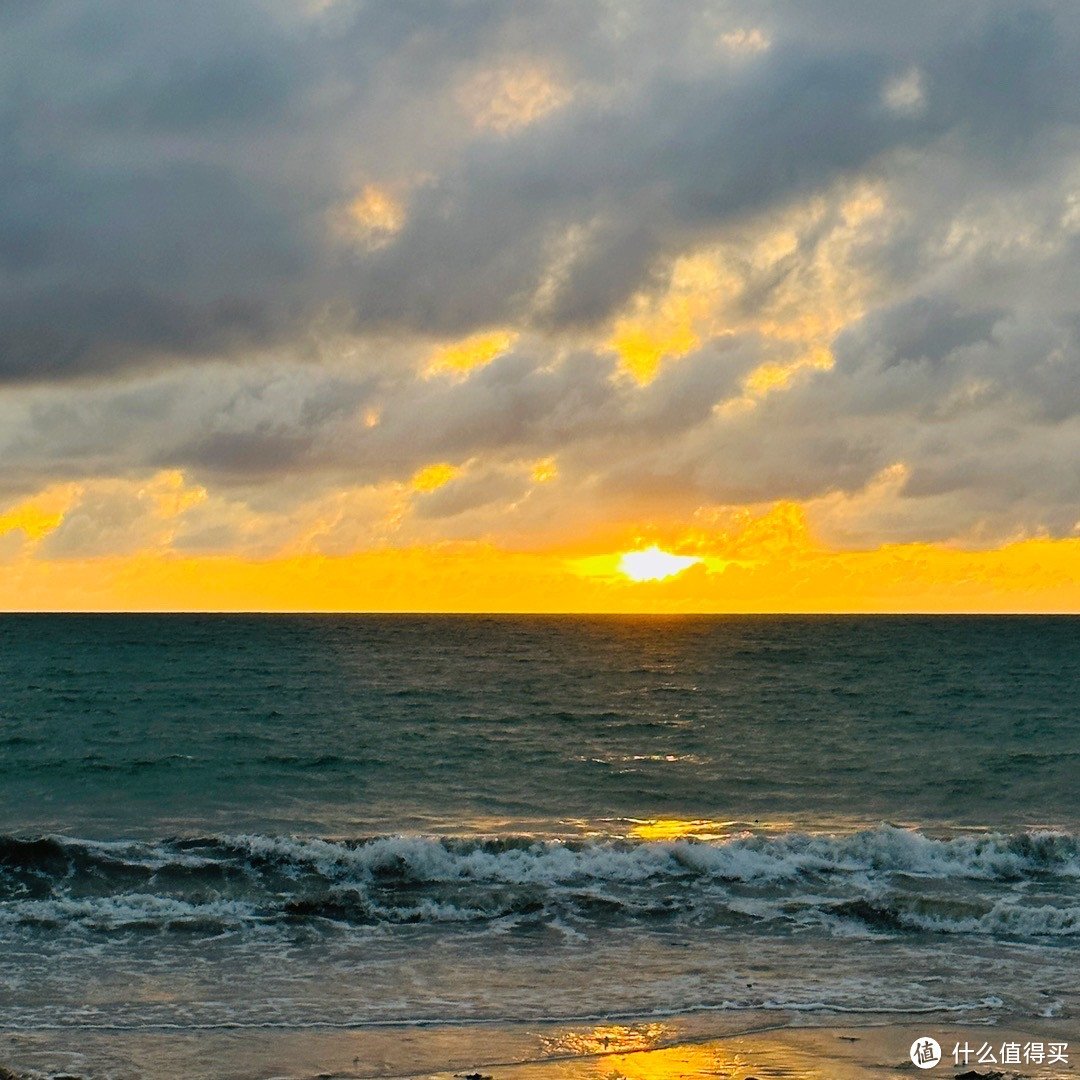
{"left": 617, "top": 546, "right": 702, "bottom": 582}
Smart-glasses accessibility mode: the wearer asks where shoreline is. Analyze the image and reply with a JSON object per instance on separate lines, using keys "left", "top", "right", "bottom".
{"left": 2, "top": 1012, "right": 1075, "bottom": 1080}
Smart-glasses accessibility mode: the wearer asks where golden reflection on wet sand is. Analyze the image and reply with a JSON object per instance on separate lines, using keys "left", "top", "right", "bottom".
{"left": 539, "top": 1023, "right": 672, "bottom": 1058}
{"left": 537, "top": 1025, "right": 870, "bottom": 1079}
{"left": 474, "top": 1023, "right": 1075, "bottom": 1080}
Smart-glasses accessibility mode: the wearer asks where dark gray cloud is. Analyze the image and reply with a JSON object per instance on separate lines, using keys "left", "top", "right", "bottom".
{"left": 844, "top": 297, "right": 1005, "bottom": 370}
{"left": 4, "top": 0, "right": 1077, "bottom": 378}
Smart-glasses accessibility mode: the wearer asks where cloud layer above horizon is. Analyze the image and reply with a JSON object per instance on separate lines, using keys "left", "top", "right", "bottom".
{"left": 3, "top": 0, "right": 1080, "bottom": 606}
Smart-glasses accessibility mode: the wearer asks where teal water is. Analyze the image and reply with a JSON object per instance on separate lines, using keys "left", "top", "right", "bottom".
{"left": 0, "top": 615, "right": 1078, "bottom": 1057}
{"left": 3, "top": 614, "right": 1078, "bottom": 836}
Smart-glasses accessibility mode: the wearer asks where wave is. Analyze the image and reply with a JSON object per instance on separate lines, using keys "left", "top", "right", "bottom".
{"left": 0, "top": 994, "right": 1009, "bottom": 1035}
{"left": 1, "top": 826, "right": 1077, "bottom": 937}
{"left": 195, "top": 826, "right": 1080, "bottom": 884}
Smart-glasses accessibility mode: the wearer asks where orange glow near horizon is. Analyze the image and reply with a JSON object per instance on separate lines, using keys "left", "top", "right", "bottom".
{"left": 3, "top": 527, "right": 1080, "bottom": 612}
{"left": 3, "top": 480, "right": 1080, "bottom": 613}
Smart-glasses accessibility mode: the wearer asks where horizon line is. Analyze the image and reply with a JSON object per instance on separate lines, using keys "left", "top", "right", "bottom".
{"left": 2, "top": 609, "right": 1078, "bottom": 617}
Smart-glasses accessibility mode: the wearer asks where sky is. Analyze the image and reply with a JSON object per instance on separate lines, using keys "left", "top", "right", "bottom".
{"left": 2, "top": 0, "right": 1080, "bottom": 611}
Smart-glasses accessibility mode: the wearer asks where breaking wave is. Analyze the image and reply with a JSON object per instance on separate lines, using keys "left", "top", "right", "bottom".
{"left": 1, "top": 825, "right": 1077, "bottom": 937}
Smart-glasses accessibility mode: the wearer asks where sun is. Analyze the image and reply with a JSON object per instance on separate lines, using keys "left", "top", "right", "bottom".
{"left": 617, "top": 545, "right": 702, "bottom": 582}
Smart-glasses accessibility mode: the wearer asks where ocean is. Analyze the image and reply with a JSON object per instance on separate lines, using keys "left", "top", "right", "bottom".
{"left": 1, "top": 615, "right": 1078, "bottom": 1076}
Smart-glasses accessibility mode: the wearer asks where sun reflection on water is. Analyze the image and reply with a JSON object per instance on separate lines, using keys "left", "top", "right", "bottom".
{"left": 629, "top": 818, "right": 739, "bottom": 841}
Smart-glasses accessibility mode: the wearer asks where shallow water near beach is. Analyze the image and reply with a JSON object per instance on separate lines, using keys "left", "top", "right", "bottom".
{"left": 1, "top": 614, "right": 1078, "bottom": 1077}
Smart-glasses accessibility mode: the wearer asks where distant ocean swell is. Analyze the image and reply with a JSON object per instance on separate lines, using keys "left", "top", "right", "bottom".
{"left": 2, "top": 825, "right": 1078, "bottom": 938}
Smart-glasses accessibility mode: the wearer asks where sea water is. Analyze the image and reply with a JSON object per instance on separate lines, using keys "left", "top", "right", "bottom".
{"left": 0, "top": 615, "right": 1077, "bottom": 1057}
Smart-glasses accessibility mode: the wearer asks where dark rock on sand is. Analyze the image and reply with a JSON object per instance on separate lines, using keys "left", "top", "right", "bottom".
{"left": 954, "top": 1071, "right": 1005, "bottom": 1079}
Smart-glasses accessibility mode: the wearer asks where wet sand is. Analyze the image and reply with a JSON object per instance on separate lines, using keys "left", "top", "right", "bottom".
{"left": 1, "top": 1013, "right": 1076, "bottom": 1080}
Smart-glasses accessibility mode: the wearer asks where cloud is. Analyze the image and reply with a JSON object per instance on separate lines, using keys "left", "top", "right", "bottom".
{"left": 3, "top": 0, "right": 1080, "bottom": 573}
{"left": 455, "top": 60, "right": 572, "bottom": 133}
{"left": 6, "top": 0, "right": 1068, "bottom": 380}
{"left": 33, "top": 471, "right": 206, "bottom": 559}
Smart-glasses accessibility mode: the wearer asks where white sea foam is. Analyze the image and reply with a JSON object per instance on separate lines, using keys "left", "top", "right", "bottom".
{"left": 897, "top": 900, "right": 1080, "bottom": 936}
{"left": 0, "top": 893, "right": 260, "bottom": 931}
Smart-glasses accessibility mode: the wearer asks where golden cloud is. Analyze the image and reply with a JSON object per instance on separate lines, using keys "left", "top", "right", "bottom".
{"left": 457, "top": 62, "right": 572, "bottom": 133}
{"left": 410, "top": 462, "right": 460, "bottom": 493}
{"left": 719, "top": 27, "right": 771, "bottom": 53}
{"left": 609, "top": 180, "right": 891, "bottom": 389}
{"left": 425, "top": 330, "right": 517, "bottom": 377}
{"left": 333, "top": 183, "right": 406, "bottom": 250}
{"left": 530, "top": 457, "right": 558, "bottom": 483}
{"left": 0, "top": 486, "right": 77, "bottom": 544}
